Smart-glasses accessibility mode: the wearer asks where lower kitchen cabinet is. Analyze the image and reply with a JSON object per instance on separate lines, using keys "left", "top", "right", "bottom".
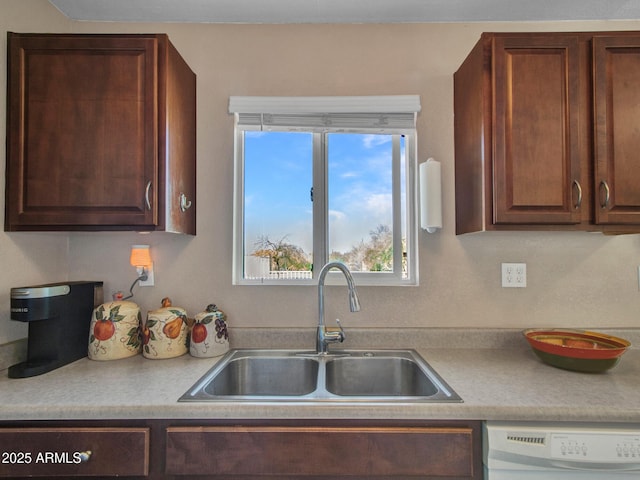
{"left": 166, "top": 424, "right": 480, "bottom": 479}
{"left": 0, "top": 427, "right": 149, "bottom": 477}
{"left": 0, "top": 420, "right": 482, "bottom": 479}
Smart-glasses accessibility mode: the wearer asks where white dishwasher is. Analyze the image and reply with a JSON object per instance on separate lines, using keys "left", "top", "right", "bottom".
{"left": 484, "top": 421, "right": 640, "bottom": 479}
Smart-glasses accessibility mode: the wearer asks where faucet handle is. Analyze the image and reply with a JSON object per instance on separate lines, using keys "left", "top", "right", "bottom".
{"left": 335, "top": 319, "right": 345, "bottom": 342}
{"left": 320, "top": 319, "right": 345, "bottom": 347}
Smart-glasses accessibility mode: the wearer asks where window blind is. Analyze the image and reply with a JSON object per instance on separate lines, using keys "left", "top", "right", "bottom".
{"left": 229, "top": 95, "right": 421, "bottom": 133}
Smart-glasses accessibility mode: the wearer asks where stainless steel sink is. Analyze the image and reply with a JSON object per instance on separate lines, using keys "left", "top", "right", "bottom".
{"left": 204, "top": 355, "right": 319, "bottom": 396}
{"left": 325, "top": 354, "right": 439, "bottom": 397}
{"left": 179, "top": 349, "right": 461, "bottom": 403}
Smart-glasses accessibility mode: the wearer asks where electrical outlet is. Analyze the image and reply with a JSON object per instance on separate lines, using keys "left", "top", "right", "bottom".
{"left": 502, "top": 263, "right": 526, "bottom": 288}
{"left": 139, "top": 262, "right": 155, "bottom": 287}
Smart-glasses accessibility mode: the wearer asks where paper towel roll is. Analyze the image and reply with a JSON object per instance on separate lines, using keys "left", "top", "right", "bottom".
{"left": 420, "top": 158, "right": 442, "bottom": 233}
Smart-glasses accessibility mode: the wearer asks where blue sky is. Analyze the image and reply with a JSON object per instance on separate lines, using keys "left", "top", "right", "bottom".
{"left": 244, "top": 131, "right": 396, "bottom": 257}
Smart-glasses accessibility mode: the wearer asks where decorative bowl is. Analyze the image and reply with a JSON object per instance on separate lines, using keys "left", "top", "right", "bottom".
{"left": 523, "top": 329, "right": 631, "bottom": 373}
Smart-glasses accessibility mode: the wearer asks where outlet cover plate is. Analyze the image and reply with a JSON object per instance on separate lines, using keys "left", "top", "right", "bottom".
{"left": 502, "top": 263, "right": 526, "bottom": 288}
{"left": 139, "top": 262, "right": 154, "bottom": 287}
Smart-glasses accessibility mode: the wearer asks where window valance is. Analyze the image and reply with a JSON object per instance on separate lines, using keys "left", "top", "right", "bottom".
{"left": 229, "top": 95, "right": 421, "bottom": 133}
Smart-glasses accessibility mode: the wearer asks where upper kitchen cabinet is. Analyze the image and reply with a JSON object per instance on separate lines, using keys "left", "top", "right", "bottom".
{"left": 454, "top": 32, "right": 640, "bottom": 234}
{"left": 5, "top": 33, "right": 196, "bottom": 234}
{"left": 593, "top": 36, "right": 640, "bottom": 226}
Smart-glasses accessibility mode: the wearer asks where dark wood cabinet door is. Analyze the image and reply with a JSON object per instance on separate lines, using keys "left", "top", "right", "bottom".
{"left": 455, "top": 31, "right": 640, "bottom": 233}
{"left": 6, "top": 34, "right": 158, "bottom": 229}
{"left": 0, "top": 427, "right": 149, "bottom": 477}
{"left": 492, "top": 35, "right": 583, "bottom": 225}
{"left": 166, "top": 425, "right": 478, "bottom": 478}
{"left": 159, "top": 41, "right": 197, "bottom": 235}
{"left": 593, "top": 36, "right": 640, "bottom": 225}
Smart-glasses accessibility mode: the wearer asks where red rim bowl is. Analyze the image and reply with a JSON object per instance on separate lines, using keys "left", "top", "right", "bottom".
{"left": 523, "top": 329, "right": 631, "bottom": 373}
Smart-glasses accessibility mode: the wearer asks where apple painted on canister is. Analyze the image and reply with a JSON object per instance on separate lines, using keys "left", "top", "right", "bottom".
{"left": 190, "top": 304, "right": 229, "bottom": 358}
{"left": 88, "top": 301, "right": 142, "bottom": 360}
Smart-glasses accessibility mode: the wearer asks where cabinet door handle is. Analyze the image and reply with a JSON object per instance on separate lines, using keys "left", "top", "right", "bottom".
{"left": 179, "top": 193, "right": 192, "bottom": 212}
{"left": 599, "top": 180, "right": 610, "bottom": 209}
{"left": 145, "top": 181, "right": 152, "bottom": 210}
{"left": 572, "top": 179, "right": 582, "bottom": 209}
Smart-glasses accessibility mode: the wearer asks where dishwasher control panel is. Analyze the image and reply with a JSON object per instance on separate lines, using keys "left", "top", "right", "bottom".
{"left": 486, "top": 422, "right": 640, "bottom": 480}
{"left": 551, "top": 432, "right": 640, "bottom": 463}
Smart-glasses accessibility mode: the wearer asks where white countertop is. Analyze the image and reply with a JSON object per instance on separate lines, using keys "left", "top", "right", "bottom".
{"left": 0, "top": 329, "right": 638, "bottom": 423}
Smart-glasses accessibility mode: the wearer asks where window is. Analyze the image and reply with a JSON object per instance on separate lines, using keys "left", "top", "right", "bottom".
{"left": 230, "top": 96, "right": 420, "bottom": 286}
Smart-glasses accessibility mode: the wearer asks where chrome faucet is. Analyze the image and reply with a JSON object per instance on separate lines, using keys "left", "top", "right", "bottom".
{"left": 316, "top": 262, "right": 361, "bottom": 354}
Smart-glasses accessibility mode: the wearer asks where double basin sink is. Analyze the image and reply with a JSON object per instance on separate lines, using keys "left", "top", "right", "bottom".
{"left": 179, "top": 349, "right": 461, "bottom": 403}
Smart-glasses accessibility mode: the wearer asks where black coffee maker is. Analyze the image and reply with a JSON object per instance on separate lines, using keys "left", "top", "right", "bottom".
{"left": 8, "top": 281, "right": 103, "bottom": 378}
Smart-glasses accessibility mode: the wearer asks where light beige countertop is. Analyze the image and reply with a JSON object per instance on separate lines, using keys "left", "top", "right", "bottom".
{"left": 0, "top": 328, "right": 638, "bottom": 423}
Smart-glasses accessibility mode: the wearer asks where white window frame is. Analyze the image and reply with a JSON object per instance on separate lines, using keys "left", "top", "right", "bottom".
{"left": 230, "top": 96, "right": 420, "bottom": 286}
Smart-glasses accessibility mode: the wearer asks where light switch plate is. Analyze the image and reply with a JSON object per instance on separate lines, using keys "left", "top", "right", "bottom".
{"left": 502, "top": 263, "right": 526, "bottom": 288}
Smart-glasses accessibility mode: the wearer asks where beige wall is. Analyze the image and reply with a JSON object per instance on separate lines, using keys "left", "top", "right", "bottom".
{"left": 2, "top": 1, "right": 640, "bottom": 345}
{"left": 0, "top": 0, "right": 72, "bottom": 344}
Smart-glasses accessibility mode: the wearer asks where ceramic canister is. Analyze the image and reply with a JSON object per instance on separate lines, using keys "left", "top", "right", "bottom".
{"left": 190, "top": 304, "right": 229, "bottom": 358}
{"left": 88, "top": 301, "right": 142, "bottom": 360}
{"left": 143, "top": 297, "right": 189, "bottom": 359}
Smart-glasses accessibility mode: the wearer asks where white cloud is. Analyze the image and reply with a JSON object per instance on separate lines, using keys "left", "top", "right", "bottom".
{"left": 362, "top": 134, "right": 392, "bottom": 149}
{"left": 328, "top": 192, "right": 393, "bottom": 252}
{"left": 329, "top": 209, "right": 347, "bottom": 221}
{"left": 364, "top": 193, "right": 392, "bottom": 215}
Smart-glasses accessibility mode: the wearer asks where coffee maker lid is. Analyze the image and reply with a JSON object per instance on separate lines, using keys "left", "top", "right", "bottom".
{"left": 11, "top": 284, "right": 71, "bottom": 299}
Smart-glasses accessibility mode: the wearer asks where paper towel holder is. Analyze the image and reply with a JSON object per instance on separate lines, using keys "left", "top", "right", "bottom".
{"left": 419, "top": 158, "right": 442, "bottom": 233}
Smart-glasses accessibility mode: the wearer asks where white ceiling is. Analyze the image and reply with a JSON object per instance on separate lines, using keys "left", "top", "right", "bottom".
{"left": 48, "top": 0, "right": 640, "bottom": 24}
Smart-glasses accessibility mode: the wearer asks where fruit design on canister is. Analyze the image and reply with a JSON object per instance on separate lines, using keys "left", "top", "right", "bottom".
{"left": 191, "top": 321, "right": 208, "bottom": 344}
{"left": 192, "top": 304, "right": 225, "bottom": 343}
{"left": 160, "top": 297, "right": 186, "bottom": 340}
{"left": 190, "top": 304, "right": 228, "bottom": 358}
{"left": 143, "top": 297, "right": 189, "bottom": 359}
{"left": 92, "top": 303, "right": 141, "bottom": 348}
{"left": 88, "top": 302, "right": 142, "bottom": 360}
{"left": 92, "top": 304, "right": 119, "bottom": 342}
{"left": 163, "top": 317, "right": 184, "bottom": 339}
{"left": 142, "top": 322, "right": 154, "bottom": 348}
{"left": 213, "top": 306, "right": 229, "bottom": 342}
